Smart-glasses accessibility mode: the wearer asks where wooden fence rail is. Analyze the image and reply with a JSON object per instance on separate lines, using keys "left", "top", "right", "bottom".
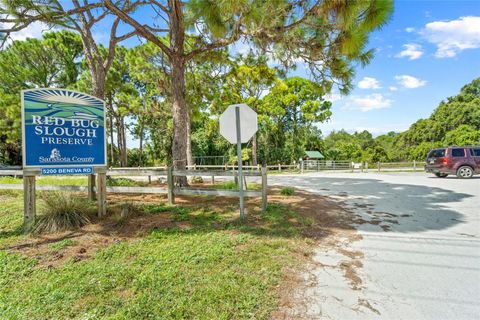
{"left": 0, "top": 166, "right": 268, "bottom": 227}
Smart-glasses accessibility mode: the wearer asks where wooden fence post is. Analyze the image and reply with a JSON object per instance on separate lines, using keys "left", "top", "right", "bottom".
{"left": 365, "top": 162, "right": 369, "bottom": 173}
{"left": 88, "top": 174, "right": 96, "bottom": 201}
{"left": 261, "top": 166, "right": 267, "bottom": 212}
{"left": 23, "top": 174, "right": 36, "bottom": 231}
{"left": 378, "top": 162, "right": 381, "bottom": 172}
{"left": 97, "top": 172, "right": 106, "bottom": 217}
{"left": 167, "top": 166, "right": 174, "bottom": 205}
{"left": 413, "top": 160, "right": 417, "bottom": 172}
{"left": 301, "top": 161, "right": 304, "bottom": 174}
{"left": 234, "top": 165, "right": 239, "bottom": 185}
{"left": 278, "top": 163, "right": 281, "bottom": 172}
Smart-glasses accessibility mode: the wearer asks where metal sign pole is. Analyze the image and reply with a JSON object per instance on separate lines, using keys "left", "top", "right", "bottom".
{"left": 235, "top": 106, "right": 245, "bottom": 220}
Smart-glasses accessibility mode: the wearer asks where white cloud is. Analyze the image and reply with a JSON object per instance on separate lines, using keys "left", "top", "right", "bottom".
{"left": 396, "top": 43, "right": 424, "bottom": 60}
{"left": 358, "top": 77, "right": 381, "bottom": 89}
{"left": 405, "top": 27, "right": 415, "bottom": 33}
{"left": 389, "top": 86, "right": 398, "bottom": 91}
{"left": 395, "top": 75, "right": 426, "bottom": 89}
{"left": 342, "top": 93, "right": 392, "bottom": 112}
{"left": 325, "top": 92, "right": 342, "bottom": 102}
{"left": 422, "top": 16, "right": 480, "bottom": 58}
{"left": 1, "top": 21, "right": 53, "bottom": 43}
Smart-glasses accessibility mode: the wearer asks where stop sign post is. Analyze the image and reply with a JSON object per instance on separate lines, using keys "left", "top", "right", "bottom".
{"left": 219, "top": 104, "right": 258, "bottom": 219}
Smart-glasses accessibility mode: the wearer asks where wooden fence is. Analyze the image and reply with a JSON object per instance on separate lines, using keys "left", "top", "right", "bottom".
{"left": 0, "top": 167, "right": 267, "bottom": 228}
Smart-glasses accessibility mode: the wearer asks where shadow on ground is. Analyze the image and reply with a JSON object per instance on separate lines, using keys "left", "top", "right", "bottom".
{"left": 2, "top": 189, "right": 346, "bottom": 267}
{"left": 270, "top": 176, "right": 474, "bottom": 234}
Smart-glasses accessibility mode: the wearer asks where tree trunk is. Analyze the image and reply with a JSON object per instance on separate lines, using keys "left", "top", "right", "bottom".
{"left": 170, "top": 0, "right": 188, "bottom": 186}
{"left": 139, "top": 117, "right": 144, "bottom": 167}
{"left": 171, "top": 59, "right": 188, "bottom": 185}
{"left": 122, "top": 118, "right": 127, "bottom": 166}
{"left": 186, "top": 110, "right": 194, "bottom": 169}
{"left": 252, "top": 132, "right": 258, "bottom": 166}
{"left": 109, "top": 113, "right": 115, "bottom": 166}
{"left": 116, "top": 116, "right": 128, "bottom": 167}
{"left": 107, "top": 95, "right": 115, "bottom": 166}
{"left": 91, "top": 70, "right": 106, "bottom": 100}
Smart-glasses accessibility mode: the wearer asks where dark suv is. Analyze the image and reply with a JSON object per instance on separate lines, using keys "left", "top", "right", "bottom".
{"left": 425, "top": 146, "right": 480, "bottom": 178}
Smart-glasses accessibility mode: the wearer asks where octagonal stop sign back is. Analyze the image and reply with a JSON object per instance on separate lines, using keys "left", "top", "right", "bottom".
{"left": 219, "top": 104, "right": 258, "bottom": 144}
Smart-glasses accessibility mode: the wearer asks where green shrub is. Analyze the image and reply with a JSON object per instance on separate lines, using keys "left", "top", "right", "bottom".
{"left": 280, "top": 187, "right": 295, "bottom": 196}
{"left": 212, "top": 181, "right": 261, "bottom": 190}
{"left": 106, "top": 177, "right": 143, "bottom": 187}
{"left": 33, "top": 192, "right": 91, "bottom": 234}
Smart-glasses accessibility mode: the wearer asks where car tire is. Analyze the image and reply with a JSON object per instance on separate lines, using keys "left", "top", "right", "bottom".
{"left": 457, "top": 166, "right": 474, "bottom": 179}
{"left": 434, "top": 173, "right": 448, "bottom": 178}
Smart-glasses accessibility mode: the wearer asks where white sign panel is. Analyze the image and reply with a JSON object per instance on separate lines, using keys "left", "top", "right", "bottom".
{"left": 219, "top": 104, "right": 258, "bottom": 144}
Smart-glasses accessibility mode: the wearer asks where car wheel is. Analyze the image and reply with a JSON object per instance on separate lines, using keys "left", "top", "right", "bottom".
{"left": 457, "top": 166, "right": 474, "bottom": 179}
{"left": 435, "top": 173, "right": 448, "bottom": 178}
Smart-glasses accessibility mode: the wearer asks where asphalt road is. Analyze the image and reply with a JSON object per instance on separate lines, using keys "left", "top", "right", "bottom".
{"left": 269, "top": 172, "right": 480, "bottom": 320}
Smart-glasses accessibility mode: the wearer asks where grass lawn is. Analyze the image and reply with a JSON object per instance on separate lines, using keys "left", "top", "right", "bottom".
{"left": 210, "top": 181, "right": 261, "bottom": 190}
{"left": 0, "top": 176, "right": 88, "bottom": 186}
{"left": 0, "top": 189, "right": 315, "bottom": 319}
{"left": 0, "top": 176, "right": 148, "bottom": 187}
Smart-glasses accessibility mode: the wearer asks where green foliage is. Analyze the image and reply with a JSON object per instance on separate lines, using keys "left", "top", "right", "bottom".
{"left": 0, "top": 31, "right": 83, "bottom": 165}
{"left": 33, "top": 192, "right": 92, "bottom": 234}
{"left": 106, "top": 177, "right": 144, "bottom": 187}
{"left": 395, "top": 77, "right": 480, "bottom": 159}
{"left": 211, "top": 181, "right": 261, "bottom": 191}
{"left": 0, "top": 189, "right": 311, "bottom": 319}
{"left": 322, "top": 78, "right": 480, "bottom": 162}
{"left": 443, "top": 125, "right": 480, "bottom": 146}
{"left": 260, "top": 77, "right": 332, "bottom": 163}
{"left": 186, "top": 0, "right": 393, "bottom": 92}
{"left": 48, "top": 239, "right": 75, "bottom": 252}
{"left": 0, "top": 176, "right": 87, "bottom": 186}
{"left": 280, "top": 187, "right": 294, "bottom": 196}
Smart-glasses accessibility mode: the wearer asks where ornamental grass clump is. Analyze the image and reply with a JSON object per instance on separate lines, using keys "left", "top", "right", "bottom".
{"left": 33, "top": 192, "right": 91, "bottom": 234}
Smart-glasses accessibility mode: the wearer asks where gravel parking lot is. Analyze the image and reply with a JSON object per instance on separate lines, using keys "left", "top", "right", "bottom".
{"left": 269, "top": 172, "right": 480, "bottom": 320}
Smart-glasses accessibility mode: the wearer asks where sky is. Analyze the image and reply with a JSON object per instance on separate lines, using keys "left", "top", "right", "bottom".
{"left": 4, "top": 0, "right": 480, "bottom": 145}
{"left": 316, "top": 1, "right": 480, "bottom": 136}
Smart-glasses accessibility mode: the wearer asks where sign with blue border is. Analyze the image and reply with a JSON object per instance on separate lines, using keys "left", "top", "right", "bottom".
{"left": 22, "top": 89, "right": 106, "bottom": 170}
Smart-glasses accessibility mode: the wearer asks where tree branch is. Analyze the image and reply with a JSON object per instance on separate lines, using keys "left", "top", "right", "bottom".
{"left": 104, "top": 0, "right": 172, "bottom": 58}
{"left": 0, "top": 2, "right": 104, "bottom": 32}
{"left": 150, "top": 0, "right": 170, "bottom": 15}
{"left": 184, "top": 15, "right": 243, "bottom": 61}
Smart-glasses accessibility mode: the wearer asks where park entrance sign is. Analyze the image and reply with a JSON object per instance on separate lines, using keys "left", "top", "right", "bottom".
{"left": 22, "top": 89, "right": 106, "bottom": 173}
{"left": 219, "top": 104, "right": 258, "bottom": 219}
{"left": 21, "top": 89, "right": 108, "bottom": 228}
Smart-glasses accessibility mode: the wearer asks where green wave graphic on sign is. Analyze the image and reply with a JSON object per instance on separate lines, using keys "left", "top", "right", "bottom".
{"left": 23, "top": 89, "right": 104, "bottom": 127}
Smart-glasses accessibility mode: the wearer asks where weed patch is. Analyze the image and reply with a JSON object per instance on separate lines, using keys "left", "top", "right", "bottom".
{"left": 280, "top": 187, "right": 295, "bottom": 196}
